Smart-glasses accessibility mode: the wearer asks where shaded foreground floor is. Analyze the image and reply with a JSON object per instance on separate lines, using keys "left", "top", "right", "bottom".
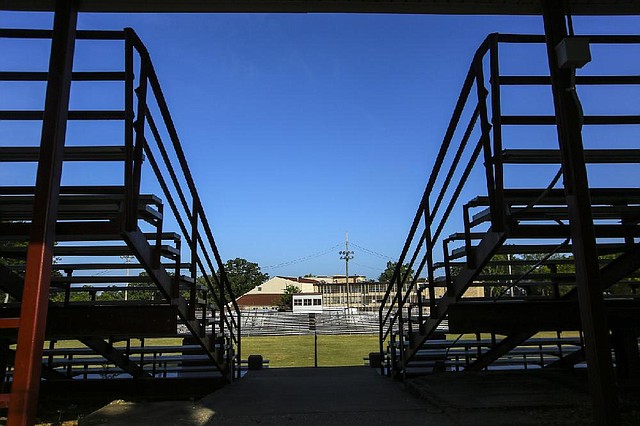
{"left": 80, "top": 367, "right": 442, "bottom": 425}
{"left": 80, "top": 367, "right": 640, "bottom": 425}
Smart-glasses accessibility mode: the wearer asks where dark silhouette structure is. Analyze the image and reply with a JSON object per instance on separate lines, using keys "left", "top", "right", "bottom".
{"left": 1, "top": 1, "right": 639, "bottom": 425}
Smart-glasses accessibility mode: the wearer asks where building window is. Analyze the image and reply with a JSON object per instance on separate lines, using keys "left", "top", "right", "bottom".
{"left": 294, "top": 299, "right": 302, "bottom": 306}
{"left": 303, "top": 299, "right": 311, "bottom": 306}
{"left": 313, "top": 298, "right": 321, "bottom": 306}
{"left": 257, "top": 286, "right": 262, "bottom": 291}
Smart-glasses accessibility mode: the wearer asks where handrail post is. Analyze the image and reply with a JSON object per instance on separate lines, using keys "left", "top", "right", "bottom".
{"left": 236, "top": 312, "right": 241, "bottom": 379}
{"left": 489, "top": 34, "right": 506, "bottom": 230}
{"left": 474, "top": 60, "right": 502, "bottom": 232}
{"left": 124, "top": 31, "right": 134, "bottom": 232}
{"left": 219, "top": 281, "right": 227, "bottom": 343}
{"left": 443, "top": 239, "right": 453, "bottom": 295}
{"left": 129, "top": 59, "right": 149, "bottom": 232}
{"left": 201, "top": 290, "right": 207, "bottom": 336}
{"left": 172, "top": 237, "right": 181, "bottom": 300}
{"left": 396, "top": 271, "right": 405, "bottom": 376}
{"left": 153, "top": 203, "right": 163, "bottom": 269}
{"left": 424, "top": 204, "right": 436, "bottom": 315}
{"left": 462, "top": 203, "right": 476, "bottom": 269}
{"left": 378, "top": 301, "right": 385, "bottom": 375}
{"left": 190, "top": 202, "right": 199, "bottom": 320}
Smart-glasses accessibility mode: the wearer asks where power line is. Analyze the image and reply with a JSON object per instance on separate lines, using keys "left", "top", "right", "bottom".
{"left": 351, "top": 261, "right": 384, "bottom": 272}
{"left": 262, "top": 243, "right": 342, "bottom": 270}
{"left": 349, "top": 242, "right": 395, "bottom": 261}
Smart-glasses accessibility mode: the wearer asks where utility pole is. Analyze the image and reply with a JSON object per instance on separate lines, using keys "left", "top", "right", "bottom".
{"left": 339, "top": 232, "right": 353, "bottom": 312}
{"left": 120, "top": 255, "right": 133, "bottom": 301}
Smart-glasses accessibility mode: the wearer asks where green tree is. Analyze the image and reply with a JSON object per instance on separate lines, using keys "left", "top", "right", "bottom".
{"left": 378, "top": 261, "right": 414, "bottom": 284}
{"left": 278, "top": 284, "right": 301, "bottom": 311}
{"left": 96, "top": 286, "right": 125, "bottom": 302}
{"left": 1, "top": 239, "right": 64, "bottom": 303}
{"left": 126, "top": 274, "right": 162, "bottom": 301}
{"left": 50, "top": 285, "right": 93, "bottom": 303}
{"left": 0, "top": 240, "right": 27, "bottom": 302}
{"left": 218, "top": 258, "right": 269, "bottom": 297}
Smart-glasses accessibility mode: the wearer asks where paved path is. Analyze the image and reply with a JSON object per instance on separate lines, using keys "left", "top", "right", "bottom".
{"left": 200, "top": 367, "right": 448, "bottom": 425}
{"left": 81, "top": 367, "right": 628, "bottom": 425}
{"left": 80, "top": 367, "right": 450, "bottom": 425}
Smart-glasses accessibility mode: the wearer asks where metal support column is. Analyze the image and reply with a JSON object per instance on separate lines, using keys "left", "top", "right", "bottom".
{"left": 8, "top": 1, "right": 78, "bottom": 425}
{"left": 540, "top": 1, "right": 619, "bottom": 424}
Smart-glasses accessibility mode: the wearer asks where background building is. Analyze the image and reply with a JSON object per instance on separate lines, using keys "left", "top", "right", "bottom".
{"left": 236, "top": 276, "right": 316, "bottom": 310}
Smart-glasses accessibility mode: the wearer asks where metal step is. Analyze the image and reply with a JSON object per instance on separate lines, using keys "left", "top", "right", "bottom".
{"left": 501, "top": 148, "right": 640, "bottom": 164}
{"left": 0, "top": 110, "right": 126, "bottom": 120}
{"left": 0, "top": 146, "right": 127, "bottom": 162}
{"left": 467, "top": 188, "right": 640, "bottom": 207}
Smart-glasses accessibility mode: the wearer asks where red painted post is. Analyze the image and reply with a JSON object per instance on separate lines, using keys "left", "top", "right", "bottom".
{"left": 8, "top": 1, "right": 78, "bottom": 425}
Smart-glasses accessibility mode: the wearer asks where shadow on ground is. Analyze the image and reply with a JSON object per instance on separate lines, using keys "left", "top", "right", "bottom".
{"left": 78, "top": 367, "right": 640, "bottom": 425}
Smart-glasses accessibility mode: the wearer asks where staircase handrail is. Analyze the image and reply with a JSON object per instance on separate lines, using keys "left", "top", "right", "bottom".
{"left": 124, "top": 28, "right": 240, "bottom": 363}
{"left": 379, "top": 34, "right": 495, "bottom": 367}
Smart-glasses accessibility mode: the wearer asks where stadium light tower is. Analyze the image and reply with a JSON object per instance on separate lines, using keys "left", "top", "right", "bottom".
{"left": 339, "top": 232, "right": 354, "bottom": 310}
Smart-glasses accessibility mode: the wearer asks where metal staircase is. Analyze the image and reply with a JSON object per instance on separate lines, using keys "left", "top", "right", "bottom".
{"left": 380, "top": 33, "right": 640, "bottom": 379}
{"left": 0, "top": 27, "right": 240, "bottom": 413}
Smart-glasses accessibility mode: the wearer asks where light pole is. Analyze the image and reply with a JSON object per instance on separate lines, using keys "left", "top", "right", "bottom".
{"left": 339, "top": 232, "right": 354, "bottom": 312}
{"left": 120, "top": 255, "right": 134, "bottom": 301}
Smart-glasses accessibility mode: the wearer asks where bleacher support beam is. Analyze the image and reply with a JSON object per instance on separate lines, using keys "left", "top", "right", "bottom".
{"left": 8, "top": 1, "right": 78, "bottom": 424}
{"left": 541, "top": 1, "right": 619, "bottom": 423}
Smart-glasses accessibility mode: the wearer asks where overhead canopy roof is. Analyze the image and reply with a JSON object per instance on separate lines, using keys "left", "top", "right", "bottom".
{"left": 2, "top": 0, "right": 640, "bottom": 15}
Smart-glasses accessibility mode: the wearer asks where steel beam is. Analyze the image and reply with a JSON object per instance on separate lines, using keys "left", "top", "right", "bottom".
{"left": 447, "top": 299, "right": 640, "bottom": 334}
{"left": 540, "top": 1, "right": 619, "bottom": 423}
{"left": 8, "top": 1, "right": 78, "bottom": 425}
{"left": 4, "top": 0, "right": 640, "bottom": 15}
{"left": 0, "top": 306, "right": 179, "bottom": 339}
{"left": 469, "top": 246, "right": 640, "bottom": 371}
{"left": 5, "top": 350, "right": 68, "bottom": 381}
{"left": 80, "top": 337, "right": 151, "bottom": 378}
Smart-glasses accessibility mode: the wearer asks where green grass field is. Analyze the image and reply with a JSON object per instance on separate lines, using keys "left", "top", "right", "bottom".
{"left": 42, "top": 332, "right": 579, "bottom": 368}
{"left": 241, "top": 334, "right": 379, "bottom": 368}
{"left": 39, "top": 335, "right": 379, "bottom": 368}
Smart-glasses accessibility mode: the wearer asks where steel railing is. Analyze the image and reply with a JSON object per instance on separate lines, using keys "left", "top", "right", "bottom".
{"left": 379, "top": 32, "right": 640, "bottom": 375}
{"left": 0, "top": 27, "right": 241, "bottom": 378}
{"left": 379, "top": 34, "right": 495, "bottom": 374}
{"left": 125, "top": 28, "right": 241, "bottom": 374}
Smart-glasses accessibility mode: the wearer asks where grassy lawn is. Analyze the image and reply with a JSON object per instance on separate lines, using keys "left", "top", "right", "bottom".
{"left": 242, "top": 334, "right": 379, "bottom": 368}
{"left": 447, "top": 331, "right": 580, "bottom": 341}
{"left": 39, "top": 335, "right": 379, "bottom": 368}
{"left": 39, "top": 338, "right": 183, "bottom": 350}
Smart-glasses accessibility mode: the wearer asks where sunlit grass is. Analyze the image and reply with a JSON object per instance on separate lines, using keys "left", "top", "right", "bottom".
{"left": 39, "top": 335, "right": 378, "bottom": 368}
{"left": 447, "top": 331, "right": 580, "bottom": 340}
{"left": 242, "top": 334, "right": 379, "bottom": 368}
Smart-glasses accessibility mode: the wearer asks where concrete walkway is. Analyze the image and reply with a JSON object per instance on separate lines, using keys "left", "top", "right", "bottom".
{"left": 80, "top": 367, "right": 450, "bottom": 425}
{"left": 200, "top": 367, "right": 446, "bottom": 425}
{"left": 81, "top": 367, "right": 634, "bottom": 425}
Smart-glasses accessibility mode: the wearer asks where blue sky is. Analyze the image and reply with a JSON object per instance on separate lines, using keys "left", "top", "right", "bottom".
{"left": 1, "top": 11, "right": 639, "bottom": 279}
